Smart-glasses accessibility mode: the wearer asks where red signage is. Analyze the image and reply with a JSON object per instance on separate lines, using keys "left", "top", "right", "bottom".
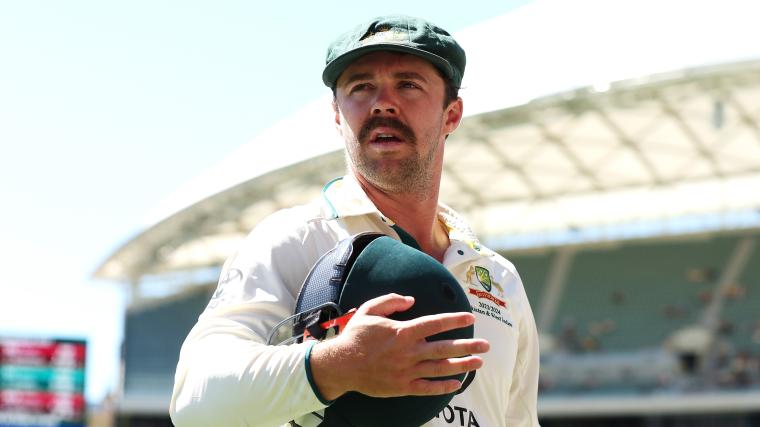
{"left": 0, "top": 337, "right": 86, "bottom": 427}
{"left": 0, "top": 339, "right": 85, "bottom": 367}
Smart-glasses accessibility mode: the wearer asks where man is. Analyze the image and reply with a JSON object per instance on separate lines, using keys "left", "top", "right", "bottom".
{"left": 170, "top": 15, "right": 540, "bottom": 427}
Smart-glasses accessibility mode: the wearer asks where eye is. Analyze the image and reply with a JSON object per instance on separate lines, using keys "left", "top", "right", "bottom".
{"left": 399, "top": 81, "right": 421, "bottom": 89}
{"left": 349, "top": 83, "right": 373, "bottom": 93}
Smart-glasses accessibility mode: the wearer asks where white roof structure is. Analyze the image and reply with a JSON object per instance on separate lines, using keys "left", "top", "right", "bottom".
{"left": 95, "top": 0, "right": 760, "bottom": 282}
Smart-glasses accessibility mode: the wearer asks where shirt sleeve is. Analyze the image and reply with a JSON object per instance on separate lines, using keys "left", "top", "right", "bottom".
{"left": 505, "top": 273, "right": 541, "bottom": 427}
{"left": 169, "top": 209, "right": 331, "bottom": 427}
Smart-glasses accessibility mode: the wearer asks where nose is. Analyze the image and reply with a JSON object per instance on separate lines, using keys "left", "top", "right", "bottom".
{"left": 371, "top": 87, "right": 398, "bottom": 115}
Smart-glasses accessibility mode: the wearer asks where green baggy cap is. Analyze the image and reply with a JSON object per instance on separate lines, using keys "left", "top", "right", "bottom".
{"left": 323, "top": 15, "right": 466, "bottom": 90}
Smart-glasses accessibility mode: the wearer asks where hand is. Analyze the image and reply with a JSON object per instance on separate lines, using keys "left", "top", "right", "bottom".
{"left": 309, "top": 293, "right": 489, "bottom": 401}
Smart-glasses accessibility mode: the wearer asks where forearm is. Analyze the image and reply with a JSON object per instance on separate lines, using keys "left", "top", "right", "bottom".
{"left": 170, "top": 328, "right": 328, "bottom": 427}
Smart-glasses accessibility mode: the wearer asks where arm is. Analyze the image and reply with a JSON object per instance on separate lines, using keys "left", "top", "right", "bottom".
{"left": 170, "top": 212, "right": 327, "bottom": 427}
{"left": 170, "top": 322, "right": 326, "bottom": 427}
{"left": 170, "top": 279, "right": 489, "bottom": 427}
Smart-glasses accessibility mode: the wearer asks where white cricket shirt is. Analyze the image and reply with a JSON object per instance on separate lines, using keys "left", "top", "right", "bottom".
{"left": 170, "top": 176, "right": 540, "bottom": 427}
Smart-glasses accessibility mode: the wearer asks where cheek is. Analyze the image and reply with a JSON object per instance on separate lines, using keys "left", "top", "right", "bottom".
{"left": 338, "top": 106, "right": 365, "bottom": 136}
{"left": 336, "top": 114, "right": 359, "bottom": 143}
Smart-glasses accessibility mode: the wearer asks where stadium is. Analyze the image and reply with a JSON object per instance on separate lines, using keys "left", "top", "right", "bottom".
{"left": 94, "top": 1, "right": 760, "bottom": 426}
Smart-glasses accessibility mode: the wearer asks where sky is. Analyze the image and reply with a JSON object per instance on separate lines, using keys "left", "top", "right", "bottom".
{"left": 0, "top": 0, "right": 531, "bottom": 404}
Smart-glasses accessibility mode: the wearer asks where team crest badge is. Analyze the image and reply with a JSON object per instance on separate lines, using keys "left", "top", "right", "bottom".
{"left": 466, "top": 265, "right": 513, "bottom": 327}
{"left": 467, "top": 266, "right": 504, "bottom": 296}
{"left": 466, "top": 265, "right": 507, "bottom": 308}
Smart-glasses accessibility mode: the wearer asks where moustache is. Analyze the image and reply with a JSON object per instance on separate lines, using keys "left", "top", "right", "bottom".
{"left": 358, "top": 117, "right": 416, "bottom": 144}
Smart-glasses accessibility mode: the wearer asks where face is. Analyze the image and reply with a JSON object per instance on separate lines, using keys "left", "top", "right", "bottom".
{"left": 333, "top": 51, "right": 462, "bottom": 196}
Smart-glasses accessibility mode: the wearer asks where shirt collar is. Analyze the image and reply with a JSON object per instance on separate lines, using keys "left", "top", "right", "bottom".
{"left": 321, "top": 175, "right": 490, "bottom": 255}
{"left": 321, "top": 175, "right": 378, "bottom": 219}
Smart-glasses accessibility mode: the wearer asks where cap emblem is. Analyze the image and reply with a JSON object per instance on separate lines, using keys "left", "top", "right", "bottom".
{"left": 360, "top": 27, "right": 407, "bottom": 46}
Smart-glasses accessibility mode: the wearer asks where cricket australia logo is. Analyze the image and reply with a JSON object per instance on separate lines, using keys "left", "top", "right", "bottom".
{"left": 466, "top": 266, "right": 507, "bottom": 308}
{"left": 466, "top": 266, "right": 513, "bottom": 327}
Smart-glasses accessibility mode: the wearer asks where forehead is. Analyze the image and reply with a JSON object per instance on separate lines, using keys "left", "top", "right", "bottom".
{"left": 336, "top": 51, "right": 443, "bottom": 86}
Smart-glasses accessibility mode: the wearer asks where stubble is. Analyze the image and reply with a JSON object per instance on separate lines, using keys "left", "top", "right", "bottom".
{"left": 345, "top": 116, "right": 442, "bottom": 198}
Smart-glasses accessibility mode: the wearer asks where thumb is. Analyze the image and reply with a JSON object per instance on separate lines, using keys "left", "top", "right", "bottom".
{"left": 358, "top": 293, "right": 415, "bottom": 317}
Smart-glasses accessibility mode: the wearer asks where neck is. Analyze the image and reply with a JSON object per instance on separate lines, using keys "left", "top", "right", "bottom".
{"left": 354, "top": 172, "right": 450, "bottom": 262}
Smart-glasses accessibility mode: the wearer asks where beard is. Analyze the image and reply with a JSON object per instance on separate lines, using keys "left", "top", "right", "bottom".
{"left": 346, "top": 116, "right": 441, "bottom": 197}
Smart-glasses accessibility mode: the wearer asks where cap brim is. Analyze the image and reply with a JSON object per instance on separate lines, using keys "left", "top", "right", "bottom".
{"left": 322, "top": 43, "right": 455, "bottom": 89}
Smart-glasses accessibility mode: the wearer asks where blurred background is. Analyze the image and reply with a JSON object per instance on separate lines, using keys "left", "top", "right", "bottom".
{"left": 2, "top": 1, "right": 759, "bottom": 426}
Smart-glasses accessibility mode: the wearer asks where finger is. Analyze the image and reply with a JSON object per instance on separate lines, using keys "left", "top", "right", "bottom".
{"left": 358, "top": 293, "right": 415, "bottom": 317}
{"left": 414, "top": 355, "right": 484, "bottom": 379}
{"left": 406, "top": 378, "right": 463, "bottom": 396}
{"left": 400, "top": 312, "right": 475, "bottom": 340}
{"left": 418, "top": 338, "right": 490, "bottom": 360}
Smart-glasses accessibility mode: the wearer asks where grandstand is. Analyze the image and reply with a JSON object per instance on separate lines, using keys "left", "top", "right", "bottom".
{"left": 94, "top": 1, "right": 760, "bottom": 426}
{"left": 510, "top": 233, "right": 760, "bottom": 392}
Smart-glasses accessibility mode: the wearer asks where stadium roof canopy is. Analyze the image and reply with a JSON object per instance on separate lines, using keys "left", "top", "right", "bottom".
{"left": 95, "top": 0, "right": 760, "bottom": 283}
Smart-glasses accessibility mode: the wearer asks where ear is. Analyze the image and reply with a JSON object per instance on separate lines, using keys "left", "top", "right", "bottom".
{"left": 333, "top": 98, "right": 342, "bottom": 125}
{"left": 332, "top": 99, "right": 343, "bottom": 136}
{"left": 443, "top": 97, "right": 463, "bottom": 136}
{"left": 332, "top": 99, "right": 343, "bottom": 135}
